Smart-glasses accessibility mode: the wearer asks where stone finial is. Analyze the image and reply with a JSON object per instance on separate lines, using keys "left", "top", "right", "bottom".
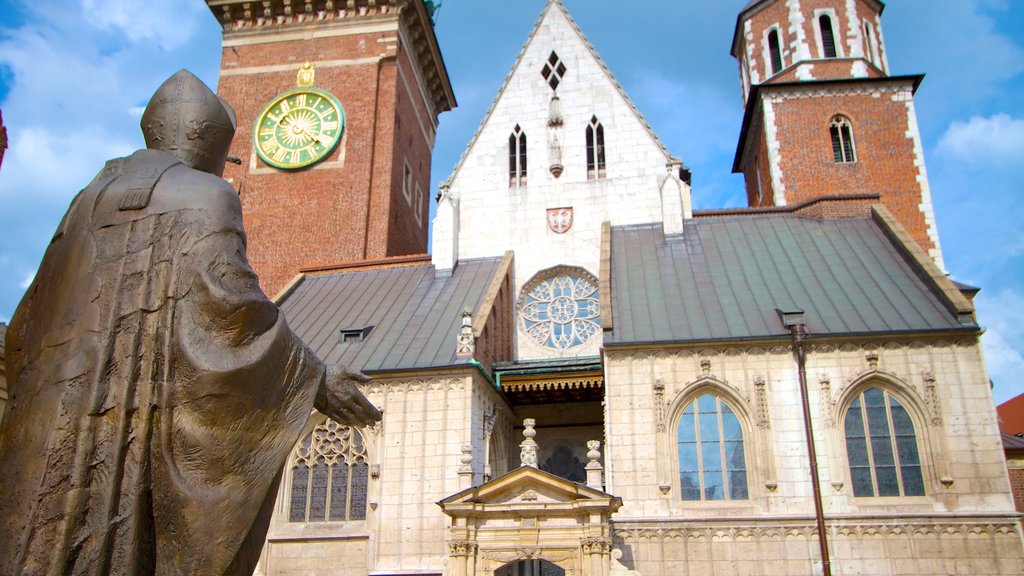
{"left": 520, "top": 419, "right": 538, "bottom": 468}
{"left": 456, "top": 311, "right": 475, "bottom": 357}
{"left": 585, "top": 440, "right": 603, "bottom": 489}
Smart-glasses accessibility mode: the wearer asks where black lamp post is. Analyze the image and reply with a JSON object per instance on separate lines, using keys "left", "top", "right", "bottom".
{"left": 777, "top": 309, "right": 831, "bottom": 576}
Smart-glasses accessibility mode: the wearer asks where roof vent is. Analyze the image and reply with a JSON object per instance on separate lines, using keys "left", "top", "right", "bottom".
{"left": 339, "top": 326, "right": 373, "bottom": 344}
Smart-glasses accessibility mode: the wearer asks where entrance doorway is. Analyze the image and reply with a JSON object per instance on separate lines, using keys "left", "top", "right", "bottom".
{"left": 495, "top": 559, "right": 566, "bottom": 576}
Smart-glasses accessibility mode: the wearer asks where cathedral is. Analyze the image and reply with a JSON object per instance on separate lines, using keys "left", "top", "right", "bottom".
{"left": 203, "top": 0, "right": 1023, "bottom": 574}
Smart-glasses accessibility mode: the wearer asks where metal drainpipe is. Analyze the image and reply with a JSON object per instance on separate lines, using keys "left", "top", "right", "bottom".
{"left": 780, "top": 311, "right": 832, "bottom": 576}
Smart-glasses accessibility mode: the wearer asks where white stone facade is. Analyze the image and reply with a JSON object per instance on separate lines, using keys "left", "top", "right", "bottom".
{"left": 603, "top": 338, "right": 1022, "bottom": 575}
{"left": 437, "top": 1, "right": 690, "bottom": 360}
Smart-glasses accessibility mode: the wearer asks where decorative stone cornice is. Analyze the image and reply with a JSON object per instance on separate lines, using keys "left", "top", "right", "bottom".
{"left": 205, "top": 0, "right": 455, "bottom": 118}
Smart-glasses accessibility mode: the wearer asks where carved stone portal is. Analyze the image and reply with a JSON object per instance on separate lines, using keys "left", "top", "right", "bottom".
{"left": 439, "top": 467, "right": 621, "bottom": 576}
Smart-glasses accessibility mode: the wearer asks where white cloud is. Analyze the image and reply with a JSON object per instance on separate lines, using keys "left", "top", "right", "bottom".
{"left": 0, "top": 1, "right": 221, "bottom": 320}
{"left": 19, "top": 272, "right": 35, "bottom": 290}
{"left": 937, "top": 114, "right": 1024, "bottom": 168}
{"left": 976, "top": 289, "right": 1024, "bottom": 404}
{"left": 81, "top": 0, "right": 205, "bottom": 51}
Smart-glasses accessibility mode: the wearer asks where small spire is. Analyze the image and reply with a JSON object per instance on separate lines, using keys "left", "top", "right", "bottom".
{"left": 520, "top": 419, "right": 538, "bottom": 468}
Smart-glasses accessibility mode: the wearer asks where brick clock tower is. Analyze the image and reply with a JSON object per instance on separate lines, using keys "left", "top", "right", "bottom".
{"left": 205, "top": 0, "right": 455, "bottom": 295}
{"left": 731, "top": 0, "right": 944, "bottom": 267}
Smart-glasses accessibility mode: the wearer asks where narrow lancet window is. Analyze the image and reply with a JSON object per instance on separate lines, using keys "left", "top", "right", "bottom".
{"left": 768, "top": 29, "right": 783, "bottom": 75}
{"left": 509, "top": 125, "right": 527, "bottom": 186}
{"left": 585, "top": 116, "right": 606, "bottom": 180}
{"left": 830, "top": 116, "right": 856, "bottom": 163}
{"left": 819, "top": 15, "right": 837, "bottom": 58}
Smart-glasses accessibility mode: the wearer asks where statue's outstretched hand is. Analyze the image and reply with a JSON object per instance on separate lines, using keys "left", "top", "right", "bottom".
{"left": 315, "top": 366, "right": 382, "bottom": 427}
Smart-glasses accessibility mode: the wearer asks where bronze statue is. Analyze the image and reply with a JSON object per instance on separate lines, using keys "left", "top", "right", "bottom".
{"left": 0, "top": 70, "right": 381, "bottom": 576}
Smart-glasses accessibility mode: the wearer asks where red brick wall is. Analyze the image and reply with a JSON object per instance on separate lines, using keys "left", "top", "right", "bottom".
{"left": 217, "top": 17, "right": 437, "bottom": 296}
{"left": 1008, "top": 467, "right": 1024, "bottom": 513}
{"left": 765, "top": 85, "right": 935, "bottom": 255}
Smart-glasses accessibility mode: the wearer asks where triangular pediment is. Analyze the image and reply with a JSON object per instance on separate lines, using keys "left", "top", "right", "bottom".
{"left": 439, "top": 466, "right": 620, "bottom": 514}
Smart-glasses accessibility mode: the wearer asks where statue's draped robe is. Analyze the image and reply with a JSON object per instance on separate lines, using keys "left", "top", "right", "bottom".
{"left": 0, "top": 150, "right": 324, "bottom": 575}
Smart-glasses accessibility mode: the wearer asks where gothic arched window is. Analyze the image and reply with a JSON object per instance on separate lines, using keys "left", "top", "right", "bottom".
{"left": 844, "top": 387, "right": 925, "bottom": 497}
{"left": 863, "top": 22, "right": 880, "bottom": 67}
{"left": 767, "top": 29, "right": 783, "bottom": 75}
{"left": 677, "top": 393, "right": 749, "bottom": 501}
{"left": 586, "top": 116, "right": 606, "bottom": 180}
{"left": 819, "top": 15, "right": 838, "bottom": 58}
{"left": 509, "top": 125, "right": 527, "bottom": 186}
{"left": 288, "top": 420, "right": 369, "bottom": 523}
{"left": 830, "top": 116, "right": 856, "bottom": 163}
{"left": 518, "top": 267, "right": 600, "bottom": 351}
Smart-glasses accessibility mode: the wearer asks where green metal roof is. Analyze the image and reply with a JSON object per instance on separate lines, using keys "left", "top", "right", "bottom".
{"left": 607, "top": 216, "right": 974, "bottom": 345}
{"left": 280, "top": 258, "right": 504, "bottom": 372}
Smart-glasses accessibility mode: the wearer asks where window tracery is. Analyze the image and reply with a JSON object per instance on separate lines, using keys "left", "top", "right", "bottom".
{"left": 843, "top": 387, "right": 925, "bottom": 497}
{"left": 830, "top": 115, "right": 856, "bottom": 163}
{"left": 509, "top": 125, "right": 527, "bottom": 186}
{"left": 288, "top": 420, "right": 369, "bottom": 522}
{"left": 518, "top": 267, "right": 600, "bottom": 351}
{"left": 677, "top": 393, "right": 749, "bottom": 501}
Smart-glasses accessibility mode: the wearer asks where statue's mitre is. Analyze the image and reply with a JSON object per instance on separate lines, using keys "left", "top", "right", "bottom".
{"left": 141, "top": 69, "right": 237, "bottom": 175}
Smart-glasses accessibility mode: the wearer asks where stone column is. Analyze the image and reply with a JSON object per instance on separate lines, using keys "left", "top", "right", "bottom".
{"left": 585, "top": 440, "right": 603, "bottom": 490}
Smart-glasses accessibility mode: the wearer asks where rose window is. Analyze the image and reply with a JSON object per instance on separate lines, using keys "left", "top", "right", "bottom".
{"left": 519, "top": 268, "right": 601, "bottom": 350}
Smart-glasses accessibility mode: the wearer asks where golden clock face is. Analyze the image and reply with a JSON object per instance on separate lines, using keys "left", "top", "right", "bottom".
{"left": 253, "top": 88, "right": 345, "bottom": 170}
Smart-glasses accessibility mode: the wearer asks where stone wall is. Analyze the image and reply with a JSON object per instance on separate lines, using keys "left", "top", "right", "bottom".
{"left": 256, "top": 371, "right": 515, "bottom": 575}
{"left": 603, "top": 336, "right": 1023, "bottom": 574}
{"left": 444, "top": 3, "right": 690, "bottom": 361}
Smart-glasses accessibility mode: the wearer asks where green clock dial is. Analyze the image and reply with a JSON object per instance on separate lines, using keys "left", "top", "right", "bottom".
{"left": 254, "top": 88, "right": 345, "bottom": 170}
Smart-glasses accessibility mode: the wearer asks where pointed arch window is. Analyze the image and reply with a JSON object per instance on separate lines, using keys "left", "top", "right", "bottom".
{"left": 677, "top": 393, "right": 749, "bottom": 501}
{"left": 585, "top": 116, "right": 606, "bottom": 180}
{"left": 509, "top": 125, "right": 527, "bottom": 186}
{"left": 819, "top": 15, "right": 838, "bottom": 58}
{"left": 830, "top": 116, "right": 856, "bottom": 163}
{"left": 767, "top": 29, "right": 783, "bottom": 75}
{"left": 844, "top": 387, "right": 925, "bottom": 497}
{"left": 288, "top": 420, "right": 369, "bottom": 522}
{"left": 863, "top": 22, "right": 880, "bottom": 67}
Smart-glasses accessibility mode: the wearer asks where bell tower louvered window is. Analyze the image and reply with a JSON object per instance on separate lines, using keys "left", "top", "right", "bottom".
{"left": 819, "top": 15, "right": 837, "bottom": 58}
{"left": 509, "top": 125, "right": 527, "bottom": 186}
{"left": 830, "top": 116, "right": 856, "bottom": 163}
{"left": 767, "top": 29, "right": 783, "bottom": 75}
{"left": 585, "top": 116, "right": 606, "bottom": 180}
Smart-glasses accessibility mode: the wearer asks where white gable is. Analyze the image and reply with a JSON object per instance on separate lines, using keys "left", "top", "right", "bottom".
{"left": 433, "top": 0, "right": 691, "bottom": 360}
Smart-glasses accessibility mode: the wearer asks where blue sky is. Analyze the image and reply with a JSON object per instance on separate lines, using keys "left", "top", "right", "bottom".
{"left": 0, "top": 0, "right": 1021, "bottom": 402}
